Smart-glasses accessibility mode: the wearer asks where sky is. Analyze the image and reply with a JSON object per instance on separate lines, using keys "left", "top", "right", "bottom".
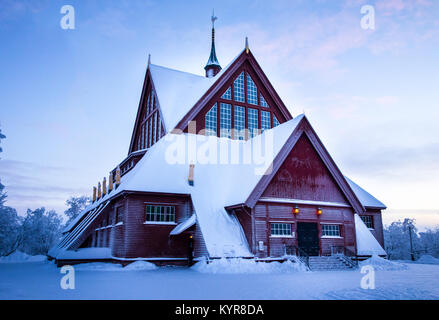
{"left": 0, "top": 0, "right": 438, "bottom": 230}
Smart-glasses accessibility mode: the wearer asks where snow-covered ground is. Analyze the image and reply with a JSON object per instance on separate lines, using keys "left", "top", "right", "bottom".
{"left": 1, "top": 258, "right": 439, "bottom": 299}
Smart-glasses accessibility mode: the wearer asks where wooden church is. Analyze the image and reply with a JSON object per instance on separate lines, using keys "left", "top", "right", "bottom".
{"left": 49, "top": 15, "right": 387, "bottom": 268}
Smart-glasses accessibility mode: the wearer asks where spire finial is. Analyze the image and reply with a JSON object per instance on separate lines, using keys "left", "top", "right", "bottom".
{"left": 211, "top": 9, "right": 217, "bottom": 28}
{"left": 204, "top": 10, "right": 221, "bottom": 77}
{"left": 148, "top": 54, "right": 151, "bottom": 66}
{"left": 245, "top": 37, "right": 249, "bottom": 54}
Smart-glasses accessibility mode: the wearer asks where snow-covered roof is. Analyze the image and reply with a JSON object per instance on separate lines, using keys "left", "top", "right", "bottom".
{"left": 345, "top": 176, "right": 386, "bottom": 209}
{"left": 170, "top": 214, "right": 197, "bottom": 236}
{"left": 59, "top": 113, "right": 386, "bottom": 259}
{"left": 84, "top": 116, "right": 305, "bottom": 257}
{"left": 354, "top": 214, "right": 386, "bottom": 256}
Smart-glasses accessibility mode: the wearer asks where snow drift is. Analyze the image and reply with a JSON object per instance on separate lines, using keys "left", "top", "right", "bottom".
{"left": 192, "top": 257, "right": 308, "bottom": 274}
{"left": 0, "top": 251, "right": 47, "bottom": 263}
{"left": 359, "top": 255, "right": 408, "bottom": 271}
{"left": 416, "top": 255, "right": 439, "bottom": 265}
{"left": 75, "top": 261, "right": 157, "bottom": 271}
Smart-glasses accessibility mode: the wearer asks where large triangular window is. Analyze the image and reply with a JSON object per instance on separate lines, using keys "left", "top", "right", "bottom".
{"left": 234, "top": 72, "right": 245, "bottom": 102}
{"left": 221, "top": 87, "right": 231, "bottom": 100}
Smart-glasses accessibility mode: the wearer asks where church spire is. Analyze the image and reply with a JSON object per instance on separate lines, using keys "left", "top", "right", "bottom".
{"left": 204, "top": 10, "right": 221, "bottom": 78}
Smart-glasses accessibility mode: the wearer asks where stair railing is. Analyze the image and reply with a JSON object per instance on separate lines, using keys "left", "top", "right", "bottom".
{"left": 293, "top": 246, "right": 310, "bottom": 269}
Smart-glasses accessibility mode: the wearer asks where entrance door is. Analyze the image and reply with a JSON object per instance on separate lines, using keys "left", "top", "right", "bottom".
{"left": 297, "top": 222, "right": 319, "bottom": 256}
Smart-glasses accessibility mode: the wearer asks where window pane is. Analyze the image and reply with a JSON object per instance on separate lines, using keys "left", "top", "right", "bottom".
{"left": 322, "top": 224, "right": 340, "bottom": 237}
{"left": 270, "top": 223, "right": 292, "bottom": 236}
{"left": 261, "top": 111, "right": 271, "bottom": 133}
{"left": 247, "top": 74, "right": 258, "bottom": 105}
{"left": 248, "top": 108, "right": 258, "bottom": 138}
{"left": 273, "top": 115, "right": 280, "bottom": 127}
{"left": 220, "top": 103, "right": 231, "bottom": 138}
{"left": 234, "top": 72, "right": 245, "bottom": 102}
{"left": 361, "top": 216, "right": 373, "bottom": 229}
{"left": 260, "top": 94, "right": 269, "bottom": 108}
{"left": 234, "top": 106, "right": 245, "bottom": 140}
{"left": 148, "top": 118, "right": 152, "bottom": 147}
{"left": 153, "top": 112, "right": 157, "bottom": 144}
{"left": 221, "top": 87, "right": 231, "bottom": 100}
{"left": 205, "top": 104, "right": 217, "bottom": 136}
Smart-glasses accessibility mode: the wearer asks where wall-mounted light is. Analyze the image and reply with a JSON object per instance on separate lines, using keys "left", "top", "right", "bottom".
{"left": 317, "top": 208, "right": 323, "bottom": 215}
{"left": 292, "top": 206, "right": 299, "bottom": 215}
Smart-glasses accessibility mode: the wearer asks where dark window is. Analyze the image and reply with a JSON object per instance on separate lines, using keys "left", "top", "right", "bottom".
{"left": 361, "top": 215, "right": 374, "bottom": 229}
{"left": 145, "top": 205, "right": 175, "bottom": 223}
{"left": 321, "top": 224, "right": 341, "bottom": 237}
{"left": 115, "top": 206, "right": 124, "bottom": 224}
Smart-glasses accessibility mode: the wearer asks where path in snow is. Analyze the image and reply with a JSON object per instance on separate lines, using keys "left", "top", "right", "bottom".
{"left": 0, "top": 261, "right": 438, "bottom": 300}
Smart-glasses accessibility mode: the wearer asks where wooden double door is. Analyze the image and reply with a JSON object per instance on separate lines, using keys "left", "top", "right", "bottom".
{"left": 297, "top": 222, "right": 320, "bottom": 256}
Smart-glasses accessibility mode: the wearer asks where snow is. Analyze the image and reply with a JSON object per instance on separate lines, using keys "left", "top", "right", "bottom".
{"left": 0, "top": 251, "right": 47, "bottom": 263}
{"left": 170, "top": 214, "right": 196, "bottom": 235}
{"left": 345, "top": 176, "right": 386, "bottom": 209}
{"left": 53, "top": 113, "right": 387, "bottom": 260}
{"left": 359, "top": 255, "right": 408, "bottom": 271}
{"left": 123, "top": 261, "right": 158, "bottom": 271}
{"left": 354, "top": 214, "right": 387, "bottom": 256}
{"left": 416, "top": 255, "right": 439, "bottom": 265}
{"left": 56, "top": 248, "right": 112, "bottom": 260}
{"left": 192, "top": 257, "right": 308, "bottom": 274}
{"left": 74, "top": 261, "right": 157, "bottom": 272}
{"left": 1, "top": 261, "right": 439, "bottom": 299}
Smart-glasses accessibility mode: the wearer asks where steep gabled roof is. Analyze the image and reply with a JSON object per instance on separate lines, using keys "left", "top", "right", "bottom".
{"left": 128, "top": 48, "right": 293, "bottom": 154}
{"left": 345, "top": 177, "right": 386, "bottom": 209}
{"left": 244, "top": 116, "right": 367, "bottom": 214}
{"left": 175, "top": 48, "right": 293, "bottom": 131}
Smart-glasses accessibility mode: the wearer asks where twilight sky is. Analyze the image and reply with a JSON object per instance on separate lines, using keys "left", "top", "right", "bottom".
{"left": 0, "top": 0, "right": 438, "bottom": 229}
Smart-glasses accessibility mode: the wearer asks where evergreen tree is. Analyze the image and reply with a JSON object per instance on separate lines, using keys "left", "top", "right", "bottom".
{"left": 64, "top": 195, "right": 91, "bottom": 224}
{"left": 20, "top": 208, "right": 62, "bottom": 255}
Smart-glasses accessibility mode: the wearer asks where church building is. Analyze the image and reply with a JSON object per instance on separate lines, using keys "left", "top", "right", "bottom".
{"left": 49, "top": 15, "right": 386, "bottom": 268}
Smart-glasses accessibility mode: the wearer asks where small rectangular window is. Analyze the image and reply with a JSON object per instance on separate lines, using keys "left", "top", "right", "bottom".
{"left": 115, "top": 206, "right": 124, "bottom": 224}
{"left": 321, "top": 224, "right": 340, "bottom": 237}
{"left": 361, "top": 215, "right": 374, "bottom": 229}
{"left": 145, "top": 205, "right": 175, "bottom": 223}
{"left": 270, "top": 223, "right": 292, "bottom": 237}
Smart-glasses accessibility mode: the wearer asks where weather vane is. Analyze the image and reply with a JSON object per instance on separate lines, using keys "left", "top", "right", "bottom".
{"left": 211, "top": 9, "right": 217, "bottom": 28}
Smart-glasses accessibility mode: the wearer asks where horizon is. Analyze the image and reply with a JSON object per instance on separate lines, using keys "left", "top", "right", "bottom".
{"left": 0, "top": 0, "right": 438, "bottom": 231}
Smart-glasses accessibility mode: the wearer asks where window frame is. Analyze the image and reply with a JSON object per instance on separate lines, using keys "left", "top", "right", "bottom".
{"left": 270, "top": 222, "right": 293, "bottom": 238}
{"left": 115, "top": 205, "right": 124, "bottom": 225}
{"left": 144, "top": 203, "right": 177, "bottom": 225}
{"left": 360, "top": 215, "right": 374, "bottom": 229}
{"left": 321, "top": 224, "right": 342, "bottom": 238}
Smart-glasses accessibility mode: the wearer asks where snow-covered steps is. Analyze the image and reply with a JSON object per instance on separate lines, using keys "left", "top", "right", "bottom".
{"left": 308, "top": 256, "right": 356, "bottom": 271}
